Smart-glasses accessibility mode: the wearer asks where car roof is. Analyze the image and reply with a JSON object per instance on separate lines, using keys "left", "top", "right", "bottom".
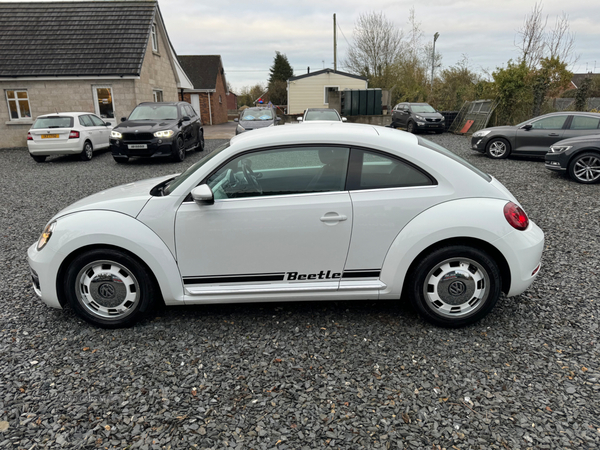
{"left": 35, "top": 112, "right": 93, "bottom": 118}
{"left": 305, "top": 108, "right": 337, "bottom": 111}
{"left": 230, "top": 122, "right": 418, "bottom": 151}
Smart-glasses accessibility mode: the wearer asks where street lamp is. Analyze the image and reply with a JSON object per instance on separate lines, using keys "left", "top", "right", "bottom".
{"left": 431, "top": 32, "right": 440, "bottom": 86}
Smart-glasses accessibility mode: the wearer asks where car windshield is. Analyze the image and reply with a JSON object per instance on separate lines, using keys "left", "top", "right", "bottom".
{"left": 163, "top": 143, "right": 230, "bottom": 195}
{"left": 411, "top": 105, "right": 436, "bottom": 113}
{"left": 32, "top": 116, "right": 73, "bottom": 129}
{"left": 304, "top": 110, "right": 340, "bottom": 121}
{"left": 241, "top": 109, "right": 273, "bottom": 121}
{"left": 128, "top": 105, "right": 178, "bottom": 121}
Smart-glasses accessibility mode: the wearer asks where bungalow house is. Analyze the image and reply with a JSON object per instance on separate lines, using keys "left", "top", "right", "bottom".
{"left": 0, "top": 0, "right": 193, "bottom": 148}
{"left": 177, "top": 55, "right": 229, "bottom": 125}
{"left": 287, "top": 68, "right": 368, "bottom": 115}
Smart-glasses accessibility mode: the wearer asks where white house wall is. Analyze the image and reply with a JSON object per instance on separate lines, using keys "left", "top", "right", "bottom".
{"left": 288, "top": 72, "right": 367, "bottom": 115}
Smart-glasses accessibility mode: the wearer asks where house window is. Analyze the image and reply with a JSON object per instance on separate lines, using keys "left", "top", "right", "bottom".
{"left": 153, "top": 90, "right": 163, "bottom": 102}
{"left": 324, "top": 86, "right": 339, "bottom": 104}
{"left": 151, "top": 23, "right": 159, "bottom": 52}
{"left": 219, "top": 95, "right": 222, "bottom": 104}
{"left": 6, "top": 90, "right": 31, "bottom": 120}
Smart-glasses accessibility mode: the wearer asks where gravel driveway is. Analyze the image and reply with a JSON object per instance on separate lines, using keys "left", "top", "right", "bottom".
{"left": 1, "top": 134, "right": 599, "bottom": 449}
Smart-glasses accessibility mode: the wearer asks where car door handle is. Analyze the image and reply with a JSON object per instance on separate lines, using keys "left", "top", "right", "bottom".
{"left": 320, "top": 214, "right": 347, "bottom": 223}
{"left": 548, "top": 133, "right": 560, "bottom": 136}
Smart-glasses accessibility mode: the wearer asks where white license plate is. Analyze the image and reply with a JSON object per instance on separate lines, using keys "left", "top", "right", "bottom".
{"left": 128, "top": 144, "right": 147, "bottom": 150}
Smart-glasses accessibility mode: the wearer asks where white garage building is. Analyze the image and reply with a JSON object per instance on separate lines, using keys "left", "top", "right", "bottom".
{"left": 287, "top": 68, "right": 367, "bottom": 115}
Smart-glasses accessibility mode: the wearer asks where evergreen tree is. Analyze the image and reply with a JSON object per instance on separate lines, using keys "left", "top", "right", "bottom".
{"left": 269, "top": 52, "right": 293, "bottom": 83}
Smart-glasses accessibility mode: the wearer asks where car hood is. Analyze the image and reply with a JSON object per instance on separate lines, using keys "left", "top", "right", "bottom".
{"left": 239, "top": 120, "right": 273, "bottom": 129}
{"left": 413, "top": 112, "right": 444, "bottom": 119}
{"left": 553, "top": 133, "right": 600, "bottom": 146}
{"left": 51, "top": 174, "right": 176, "bottom": 220}
{"left": 114, "top": 120, "right": 178, "bottom": 132}
{"left": 478, "top": 125, "right": 517, "bottom": 135}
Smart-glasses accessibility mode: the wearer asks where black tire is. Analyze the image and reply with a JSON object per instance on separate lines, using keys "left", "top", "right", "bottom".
{"left": 80, "top": 140, "right": 93, "bottom": 161}
{"left": 407, "top": 121, "right": 416, "bottom": 134}
{"left": 407, "top": 245, "right": 502, "bottom": 327}
{"left": 172, "top": 136, "right": 186, "bottom": 162}
{"left": 31, "top": 154, "right": 46, "bottom": 162}
{"left": 113, "top": 155, "right": 129, "bottom": 164}
{"left": 64, "top": 249, "right": 157, "bottom": 328}
{"left": 567, "top": 152, "right": 600, "bottom": 184}
{"left": 195, "top": 129, "right": 205, "bottom": 152}
{"left": 486, "top": 138, "right": 511, "bottom": 159}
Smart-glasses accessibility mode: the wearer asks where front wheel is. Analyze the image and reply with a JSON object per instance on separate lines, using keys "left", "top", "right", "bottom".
{"left": 407, "top": 121, "right": 416, "bottom": 134}
{"left": 195, "top": 130, "right": 205, "bottom": 152}
{"left": 80, "top": 141, "right": 93, "bottom": 161}
{"left": 486, "top": 138, "right": 511, "bottom": 159}
{"left": 64, "top": 249, "right": 157, "bottom": 328}
{"left": 407, "top": 245, "right": 502, "bottom": 327}
{"left": 172, "top": 136, "right": 186, "bottom": 162}
{"left": 568, "top": 152, "right": 600, "bottom": 184}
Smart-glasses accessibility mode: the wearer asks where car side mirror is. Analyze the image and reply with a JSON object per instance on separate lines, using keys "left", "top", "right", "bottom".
{"left": 191, "top": 185, "right": 214, "bottom": 205}
{"left": 521, "top": 124, "right": 533, "bottom": 131}
{"left": 276, "top": 117, "right": 282, "bottom": 122}
{"left": 342, "top": 117, "right": 347, "bottom": 122}
{"left": 297, "top": 117, "right": 303, "bottom": 122}
{"left": 234, "top": 118, "right": 239, "bottom": 122}
{"left": 121, "top": 117, "right": 127, "bottom": 122}
{"left": 182, "top": 116, "right": 190, "bottom": 122}
{"left": 105, "top": 121, "right": 111, "bottom": 126}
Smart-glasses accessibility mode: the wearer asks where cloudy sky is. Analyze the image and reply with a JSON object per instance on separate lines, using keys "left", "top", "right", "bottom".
{"left": 157, "top": 0, "right": 600, "bottom": 92}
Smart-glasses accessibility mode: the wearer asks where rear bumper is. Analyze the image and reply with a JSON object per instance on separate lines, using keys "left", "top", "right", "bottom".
{"left": 27, "top": 139, "right": 82, "bottom": 155}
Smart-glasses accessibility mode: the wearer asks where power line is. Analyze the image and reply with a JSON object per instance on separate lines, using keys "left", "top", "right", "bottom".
{"left": 337, "top": 21, "right": 352, "bottom": 47}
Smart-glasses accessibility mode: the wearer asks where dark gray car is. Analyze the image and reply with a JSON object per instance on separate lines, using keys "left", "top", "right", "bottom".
{"left": 391, "top": 102, "right": 445, "bottom": 134}
{"left": 471, "top": 111, "right": 600, "bottom": 159}
{"left": 545, "top": 134, "right": 600, "bottom": 184}
{"left": 235, "top": 107, "right": 281, "bottom": 135}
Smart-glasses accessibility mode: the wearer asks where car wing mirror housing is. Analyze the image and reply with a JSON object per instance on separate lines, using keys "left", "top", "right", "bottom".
{"left": 121, "top": 117, "right": 127, "bottom": 122}
{"left": 342, "top": 117, "right": 347, "bottom": 122}
{"left": 234, "top": 118, "right": 239, "bottom": 122}
{"left": 297, "top": 117, "right": 303, "bottom": 122}
{"left": 191, "top": 185, "right": 214, "bottom": 205}
{"left": 522, "top": 124, "right": 533, "bottom": 131}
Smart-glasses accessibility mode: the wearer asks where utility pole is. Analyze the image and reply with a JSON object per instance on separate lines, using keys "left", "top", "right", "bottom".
{"left": 431, "top": 32, "right": 439, "bottom": 87}
{"left": 333, "top": 14, "right": 337, "bottom": 71}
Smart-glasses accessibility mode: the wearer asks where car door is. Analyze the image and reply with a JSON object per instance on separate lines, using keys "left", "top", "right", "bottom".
{"left": 89, "top": 114, "right": 110, "bottom": 149}
{"left": 78, "top": 114, "right": 96, "bottom": 146}
{"left": 178, "top": 105, "right": 192, "bottom": 148}
{"left": 344, "top": 148, "right": 441, "bottom": 289}
{"left": 399, "top": 104, "right": 409, "bottom": 128}
{"left": 514, "top": 114, "right": 568, "bottom": 154}
{"left": 184, "top": 104, "right": 200, "bottom": 146}
{"left": 560, "top": 114, "right": 600, "bottom": 140}
{"left": 175, "top": 146, "right": 353, "bottom": 295}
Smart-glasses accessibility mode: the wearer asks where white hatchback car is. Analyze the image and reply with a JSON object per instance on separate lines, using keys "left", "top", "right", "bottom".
{"left": 27, "top": 112, "right": 112, "bottom": 162}
{"left": 28, "top": 123, "right": 544, "bottom": 328}
{"left": 298, "top": 108, "right": 347, "bottom": 123}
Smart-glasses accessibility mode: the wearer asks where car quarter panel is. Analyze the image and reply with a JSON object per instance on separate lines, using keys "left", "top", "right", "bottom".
{"left": 378, "top": 198, "right": 542, "bottom": 299}
{"left": 27, "top": 211, "right": 184, "bottom": 309}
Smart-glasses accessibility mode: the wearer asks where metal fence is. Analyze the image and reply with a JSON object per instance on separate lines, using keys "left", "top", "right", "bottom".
{"left": 448, "top": 100, "right": 497, "bottom": 135}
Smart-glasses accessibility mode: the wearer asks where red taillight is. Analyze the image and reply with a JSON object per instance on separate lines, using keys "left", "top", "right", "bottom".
{"left": 504, "top": 202, "right": 529, "bottom": 230}
{"left": 27, "top": 131, "right": 33, "bottom": 141}
{"left": 68, "top": 130, "right": 80, "bottom": 139}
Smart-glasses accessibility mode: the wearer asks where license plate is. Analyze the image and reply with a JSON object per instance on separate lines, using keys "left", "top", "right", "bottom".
{"left": 128, "top": 144, "right": 147, "bottom": 150}
{"left": 41, "top": 134, "right": 59, "bottom": 139}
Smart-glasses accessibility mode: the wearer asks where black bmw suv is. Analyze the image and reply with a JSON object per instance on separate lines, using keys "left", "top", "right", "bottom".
{"left": 110, "top": 102, "right": 203, "bottom": 163}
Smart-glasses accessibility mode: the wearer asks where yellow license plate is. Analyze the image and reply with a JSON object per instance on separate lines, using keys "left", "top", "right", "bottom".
{"left": 41, "top": 134, "right": 59, "bottom": 139}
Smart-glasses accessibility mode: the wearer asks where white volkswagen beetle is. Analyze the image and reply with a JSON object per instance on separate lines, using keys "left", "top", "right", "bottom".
{"left": 28, "top": 123, "right": 544, "bottom": 328}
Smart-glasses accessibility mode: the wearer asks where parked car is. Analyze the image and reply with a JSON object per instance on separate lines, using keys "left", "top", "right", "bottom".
{"left": 545, "top": 134, "right": 600, "bottom": 184}
{"left": 28, "top": 123, "right": 543, "bottom": 329}
{"left": 471, "top": 111, "right": 600, "bottom": 159}
{"left": 298, "top": 108, "right": 347, "bottom": 122}
{"left": 27, "top": 112, "right": 112, "bottom": 162}
{"left": 110, "top": 102, "right": 203, "bottom": 163}
{"left": 391, "top": 103, "right": 445, "bottom": 134}
{"left": 235, "top": 107, "right": 280, "bottom": 135}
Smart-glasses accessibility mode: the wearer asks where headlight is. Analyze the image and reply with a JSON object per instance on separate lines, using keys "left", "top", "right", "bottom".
{"left": 472, "top": 130, "right": 491, "bottom": 138}
{"left": 549, "top": 145, "right": 572, "bottom": 153}
{"left": 110, "top": 130, "right": 122, "bottom": 139}
{"left": 415, "top": 115, "right": 425, "bottom": 120}
{"left": 236, "top": 124, "right": 245, "bottom": 132}
{"left": 37, "top": 221, "right": 56, "bottom": 251}
{"left": 154, "top": 130, "right": 175, "bottom": 138}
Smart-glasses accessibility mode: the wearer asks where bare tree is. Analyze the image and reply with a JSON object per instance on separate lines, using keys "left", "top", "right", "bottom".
{"left": 345, "top": 11, "right": 404, "bottom": 84}
{"left": 515, "top": 2, "right": 547, "bottom": 69}
{"left": 547, "top": 13, "right": 578, "bottom": 66}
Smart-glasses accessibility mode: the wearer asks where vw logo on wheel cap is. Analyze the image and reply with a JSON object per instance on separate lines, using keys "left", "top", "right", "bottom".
{"left": 448, "top": 280, "right": 467, "bottom": 296}
{"left": 98, "top": 283, "right": 116, "bottom": 299}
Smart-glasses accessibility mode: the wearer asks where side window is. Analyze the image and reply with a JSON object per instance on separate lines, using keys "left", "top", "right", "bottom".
{"left": 151, "top": 23, "right": 159, "bottom": 52}
{"left": 570, "top": 116, "right": 600, "bottom": 130}
{"left": 347, "top": 149, "right": 433, "bottom": 190}
{"left": 185, "top": 105, "right": 195, "bottom": 117}
{"left": 530, "top": 115, "right": 567, "bottom": 130}
{"left": 205, "top": 147, "right": 350, "bottom": 200}
{"left": 79, "top": 115, "right": 93, "bottom": 127}
{"left": 89, "top": 115, "right": 106, "bottom": 126}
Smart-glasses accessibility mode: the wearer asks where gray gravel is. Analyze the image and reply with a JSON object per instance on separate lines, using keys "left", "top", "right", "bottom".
{"left": 1, "top": 134, "right": 599, "bottom": 449}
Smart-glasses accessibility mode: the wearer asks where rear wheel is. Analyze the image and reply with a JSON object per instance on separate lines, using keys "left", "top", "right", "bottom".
{"left": 31, "top": 154, "right": 46, "bottom": 162}
{"left": 113, "top": 156, "right": 129, "bottom": 164}
{"left": 408, "top": 245, "right": 502, "bottom": 327}
{"left": 80, "top": 141, "right": 93, "bottom": 161}
{"left": 568, "top": 152, "right": 600, "bottom": 184}
{"left": 64, "top": 249, "right": 157, "bottom": 328}
{"left": 172, "top": 136, "right": 186, "bottom": 162}
{"left": 486, "top": 138, "right": 511, "bottom": 159}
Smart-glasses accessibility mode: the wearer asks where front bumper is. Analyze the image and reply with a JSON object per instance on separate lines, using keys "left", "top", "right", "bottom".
{"left": 27, "top": 242, "right": 64, "bottom": 309}
{"left": 415, "top": 122, "right": 444, "bottom": 131}
{"left": 544, "top": 151, "right": 568, "bottom": 172}
{"left": 470, "top": 136, "right": 487, "bottom": 153}
{"left": 110, "top": 137, "right": 175, "bottom": 158}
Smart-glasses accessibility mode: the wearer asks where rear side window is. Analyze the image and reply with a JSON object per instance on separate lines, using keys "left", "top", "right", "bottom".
{"left": 32, "top": 116, "right": 73, "bottom": 129}
{"left": 570, "top": 116, "right": 600, "bottom": 130}
{"left": 347, "top": 149, "right": 434, "bottom": 190}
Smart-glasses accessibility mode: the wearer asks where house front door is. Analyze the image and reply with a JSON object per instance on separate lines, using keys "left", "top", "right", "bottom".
{"left": 190, "top": 94, "right": 201, "bottom": 122}
{"left": 92, "top": 86, "right": 116, "bottom": 126}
